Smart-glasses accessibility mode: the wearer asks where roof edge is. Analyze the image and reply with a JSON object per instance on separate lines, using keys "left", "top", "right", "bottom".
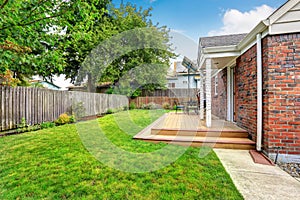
{"left": 202, "top": 45, "right": 239, "bottom": 54}
{"left": 237, "top": 21, "right": 268, "bottom": 51}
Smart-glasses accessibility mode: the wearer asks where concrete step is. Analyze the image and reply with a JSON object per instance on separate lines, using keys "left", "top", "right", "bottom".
{"left": 134, "top": 135, "right": 256, "bottom": 150}
{"left": 151, "top": 128, "right": 249, "bottom": 138}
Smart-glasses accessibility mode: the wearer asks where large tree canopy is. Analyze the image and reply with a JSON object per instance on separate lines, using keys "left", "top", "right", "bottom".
{"left": 78, "top": 4, "right": 175, "bottom": 95}
{"left": 0, "top": 0, "right": 111, "bottom": 84}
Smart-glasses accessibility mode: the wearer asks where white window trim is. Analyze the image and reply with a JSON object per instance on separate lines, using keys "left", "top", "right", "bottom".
{"left": 214, "top": 76, "right": 218, "bottom": 96}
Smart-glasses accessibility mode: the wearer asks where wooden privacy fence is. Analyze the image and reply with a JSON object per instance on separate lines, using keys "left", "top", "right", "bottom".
{"left": 141, "top": 89, "right": 198, "bottom": 97}
{"left": 0, "top": 86, "right": 129, "bottom": 131}
{"left": 130, "top": 97, "right": 198, "bottom": 108}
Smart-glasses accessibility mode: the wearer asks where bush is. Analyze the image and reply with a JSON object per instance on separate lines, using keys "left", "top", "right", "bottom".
{"left": 162, "top": 102, "right": 171, "bottom": 110}
{"left": 40, "top": 122, "right": 56, "bottom": 129}
{"left": 17, "top": 117, "right": 28, "bottom": 133}
{"left": 55, "top": 113, "right": 71, "bottom": 125}
{"left": 106, "top": 109, "right": 114, "bottom": 114}
{"left": 69, "top": 115, "right": 76, "bottom": 123}
{"left": 129, "top": 102, "right": 136, "bottom": 110}
{"left": 27, "top": 124, "right": 41, "bottom": 132}
{"left": 142, "top": 102, "right": 161, "bottom": 110}
{"left": 123, "top": 105, "right": 129, "bottom": 111}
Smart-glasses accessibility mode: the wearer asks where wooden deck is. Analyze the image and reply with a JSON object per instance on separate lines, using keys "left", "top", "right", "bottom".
{"left": 134, "top": 113, "right": 255, "bottom": 150}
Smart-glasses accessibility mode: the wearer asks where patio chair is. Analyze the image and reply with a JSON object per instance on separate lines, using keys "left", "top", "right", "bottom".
{"left": 174, "top": 101, "right": 185, "bottom": 114}
{"left": 186, "top": 100, "right": 199, "bottom": 115}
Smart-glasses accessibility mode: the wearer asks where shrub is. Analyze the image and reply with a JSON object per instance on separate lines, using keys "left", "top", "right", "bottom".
{"left": 123, "top": 105, "right": 129, "bottom": 111}
{"left": 162, "top": 102, "right": 171, "bottom": 110}
{"left": 69, "top": 115, "right": 76, "bottom": 123}
{"left": 40, "top": 122, "right": 56, "bottom": 129}
{"left": 129, "top": 102, "right": 136, "bottom": 110}
{"left": 17, "top": 117, "right": 28, "bottom": 133}
{"left": 106, "top": 109, "right": 114, "bottom": 114}
{"left": 55, "top": 113, "right": 71, "bottom": 125}
{"left": 142, "top": 102, "right": 161, "bottom": 110}
{"left": 27, "top": 124, "right": 41, "bottom": 132}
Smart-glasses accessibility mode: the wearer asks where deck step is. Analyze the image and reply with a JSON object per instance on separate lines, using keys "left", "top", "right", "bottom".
{"left": 151, "top": 129, "right": 249, "bottom": 138}
{"left": 133, "top": 113, "right": 255, "bottom": 150}
{"left": 134, "top": 135, "right": 255, "bottom": 150}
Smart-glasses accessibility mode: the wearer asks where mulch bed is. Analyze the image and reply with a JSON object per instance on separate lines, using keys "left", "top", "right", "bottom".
{"left": 278, "top": 163, "right": 300, "bottom": 178}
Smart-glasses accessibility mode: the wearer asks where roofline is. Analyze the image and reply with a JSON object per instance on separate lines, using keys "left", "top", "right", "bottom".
{"left": 30, "top": 79, "right": 61, "bottom": 89}
{"left": 269, "top": 0, "right": 294, "bottom": 24}
{"left": 237, "top": 21, "right": 268, "bottom": 51}
{"left": 202, "top": 45, "right": 239, "bottom": 54}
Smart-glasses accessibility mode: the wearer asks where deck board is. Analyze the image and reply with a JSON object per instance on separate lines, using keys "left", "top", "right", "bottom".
{"left": 153, "top": 113, "right": 246, "bottom": 132}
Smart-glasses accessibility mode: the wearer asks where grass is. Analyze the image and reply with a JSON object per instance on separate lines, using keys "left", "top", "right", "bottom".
{"left": 0, "top": 110, "right": 243, "bottom": 200}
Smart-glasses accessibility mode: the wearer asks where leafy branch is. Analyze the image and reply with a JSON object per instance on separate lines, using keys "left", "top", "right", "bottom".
{"left": 0, "top": 0, "right": 8, "bottom": 10}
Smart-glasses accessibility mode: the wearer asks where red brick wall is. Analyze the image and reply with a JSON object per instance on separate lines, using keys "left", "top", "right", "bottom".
{"left": 235, "top": 45, "right": 258, "bottom": 141}
{"left": 262, "top": 33, "right": 300, "bottom": 155}
{"left": 211, "top": 68, "right": 227, "bottom": 119}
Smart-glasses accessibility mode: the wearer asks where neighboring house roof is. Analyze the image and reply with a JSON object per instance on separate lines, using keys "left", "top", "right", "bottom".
{"left": 30, "top": 80, "right": 61, "bottom": 90}
{"left": 199, "top": 34, "right": 247, "bottom": 48}
{"left": 67, "top": 85, "right": 87, "bottom": 92}
{"left": 97, "top": 82, "right": 112, "bottom": 88}
{"left": 175, "top": 61, "right": 188, "bottom": 73}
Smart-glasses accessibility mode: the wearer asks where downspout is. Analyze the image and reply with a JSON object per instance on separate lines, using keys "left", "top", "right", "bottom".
{"left": 256, "top": 33, "right": 263, "bottom": 151}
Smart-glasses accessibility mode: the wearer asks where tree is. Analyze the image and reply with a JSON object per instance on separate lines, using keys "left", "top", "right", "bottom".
{"left": 62, "top": 0, "right": 111, "bottom": 83}
{"left": 0, "top": 0, "right": 78, "bottom": 82}
{"left": 78, "top": 3, "right": 175, "bottom": 95}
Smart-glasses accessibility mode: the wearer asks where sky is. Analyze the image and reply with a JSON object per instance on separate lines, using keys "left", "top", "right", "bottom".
{"left": 112, "top": 0, "right": 287, "bottom": 41}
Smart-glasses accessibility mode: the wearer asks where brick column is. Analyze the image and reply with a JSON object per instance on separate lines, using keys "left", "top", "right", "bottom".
{"left": 206, "top": 59, "right": 212, "bottom": 127}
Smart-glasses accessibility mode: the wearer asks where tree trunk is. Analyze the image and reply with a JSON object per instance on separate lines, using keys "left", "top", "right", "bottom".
{"left": 87, "top": 73, "right": 96, "bottom": 93}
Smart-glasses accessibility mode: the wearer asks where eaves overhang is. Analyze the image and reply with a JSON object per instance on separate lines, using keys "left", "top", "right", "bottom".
{"left": 199, "top": 45, "right": 241, "bottom": 69}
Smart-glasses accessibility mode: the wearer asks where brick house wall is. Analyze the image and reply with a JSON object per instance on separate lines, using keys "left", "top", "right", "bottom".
{"left": 234, "top": 33, "right": 300, "bottom": 158}
{"left": 211, "top": 68, "right": 227, "bottom": 120}
{"left": 205, "top": 32, "right": 300, "bottom": 159}
{"left": 262, "top": 33, "right": 300, "bottom": 157}
{"left": 235, "top": 45, "right": 258, "bottom": 141}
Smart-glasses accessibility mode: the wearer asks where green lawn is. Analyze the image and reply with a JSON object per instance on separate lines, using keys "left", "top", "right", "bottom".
{"left": 0, "top": 110, "right": 243, "bottom": 200}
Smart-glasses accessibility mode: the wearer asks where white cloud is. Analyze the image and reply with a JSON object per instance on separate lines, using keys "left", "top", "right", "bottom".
{"left": 150, "top": 0, "right": 157, "bottom": 3}
{"left": 208, "top": 5, "right": 275, "bottom": 36}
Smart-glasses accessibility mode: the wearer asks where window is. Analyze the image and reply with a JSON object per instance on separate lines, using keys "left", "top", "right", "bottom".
{"left": 168, "top": 83, "right": 175, "bottom": 88}
{"left": 183, "top": 81, "right": 188, "bottom": 84}
{"left": 215, "top": 76, "right": 218, "bottom": 96}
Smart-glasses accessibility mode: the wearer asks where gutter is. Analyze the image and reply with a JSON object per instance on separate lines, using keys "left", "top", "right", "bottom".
{"left": 256, "top": 33, "right": 263, "bottom": 151}
{"left": 238, "top": 21, "right": 267, "bottom": 52}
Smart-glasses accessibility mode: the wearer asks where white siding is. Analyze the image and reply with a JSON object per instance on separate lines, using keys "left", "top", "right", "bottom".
{"left": 291, "top": 1, "right": 300, "bottom": 10}
{"left": 271, "top": 21, "right": 300, "bottom": 35}
{"left": 270, "top": 2, "right": 300, "bottom": 35}
{"left": 167, "top": 75, "right": 198, "bottom": 89}
{"left": 276, "top": 10, "right": 300, "bottom": 23}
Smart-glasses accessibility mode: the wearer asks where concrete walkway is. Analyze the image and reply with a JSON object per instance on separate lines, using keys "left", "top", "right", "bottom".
{"left": 214, "top": 149, "right": 300, "bottom": 200}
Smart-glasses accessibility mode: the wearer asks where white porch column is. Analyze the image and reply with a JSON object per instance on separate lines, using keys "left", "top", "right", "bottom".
{"left": 205, "top": 59, "right": 212, "bottom": 127}
{"left": 199, "top": 76, "right": 204, "bottom": 120}
{"left": 227, "top": 66, "right": 232, "bottom": 121}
